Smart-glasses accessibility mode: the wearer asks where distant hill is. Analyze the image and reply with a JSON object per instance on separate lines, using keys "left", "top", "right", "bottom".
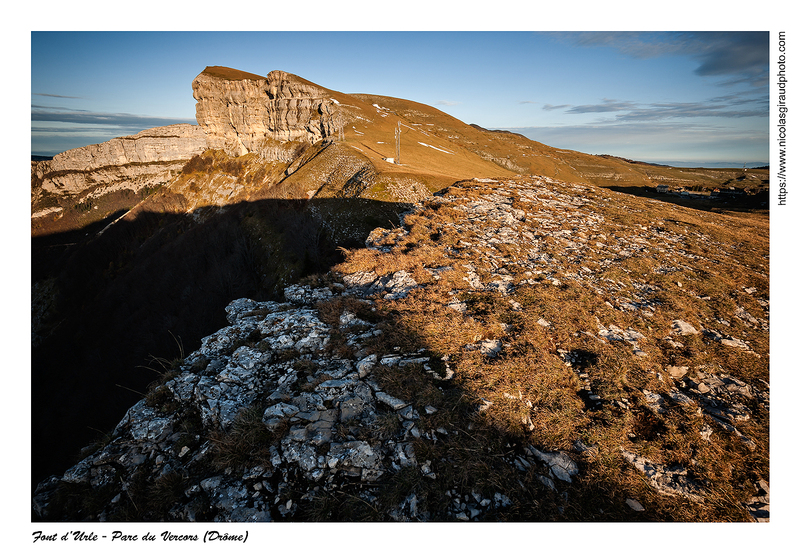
{"left": 32, "top": 67, "right": 770, "bottom": 239}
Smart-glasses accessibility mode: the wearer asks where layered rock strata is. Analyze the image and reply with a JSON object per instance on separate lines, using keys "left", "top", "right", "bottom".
{"left": 32, "top": 124, "right": 208, "bottom": 202}
{"left": 192, "top": 67, "right": 342, "bottom": 156}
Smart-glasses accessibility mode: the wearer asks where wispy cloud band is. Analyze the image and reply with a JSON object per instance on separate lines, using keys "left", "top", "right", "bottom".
{"left": 499, "top": 121, "right": 768, "bottom": 166}
{"left": 32, "top": 107, "right": 195, "bottom": 128}
{"left": 541, "top": 95, "right": 767, "bottom": 122}
{"left": 33, "top": 92, "right": 83, "bottom": 99}
{"left": 552, "top": 31, "right": 769, "bottom": 88}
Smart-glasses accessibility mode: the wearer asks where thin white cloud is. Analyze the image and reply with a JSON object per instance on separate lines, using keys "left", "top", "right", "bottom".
{"left": 33, "top": 92, "right": 83, "bottom": 99}
{"left": 31, "top": 104, "right": 90, "bottom": 112}
{"left": 542, "top": 103, "right": 570, "bottom": 111}
{"left": 31, "top": 108, "right": 197, "bottom": 154}
{"left": 499, "top": 122, "right": 768, "bottom": 166}
{"left": 615, "top": 100, "right": 766, "bottom": 122}
{"left": 565, "top": 99, "right": 639, "bottom": 114}
{"left": 542, "top": 95, "right": 767, "bottom": 122}
{"left": 31, "top": 108, "right": 195, "bottom": 128}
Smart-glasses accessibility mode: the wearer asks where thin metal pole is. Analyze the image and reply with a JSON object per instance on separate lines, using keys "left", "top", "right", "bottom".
{"left": 395, "top": 122, "right": 400, "bottom": 163}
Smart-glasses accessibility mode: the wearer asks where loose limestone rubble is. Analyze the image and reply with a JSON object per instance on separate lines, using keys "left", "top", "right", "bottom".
{"left": 32, "top": 277, "right": 558, "bottom": 522}
{"left": 33, "top": 175, "right": 769, "bottom": 522}
{"left": 619, "top": 448, "right": 704, "bottom": 501}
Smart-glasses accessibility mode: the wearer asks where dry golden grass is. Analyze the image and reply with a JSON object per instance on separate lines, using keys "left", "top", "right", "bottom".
{"left": 201, "top": 66, "right": 267, "bottom": 81}
{"left": 330, "top": 175, "right": 769, "bottom": 521}
{"left": 208, "top": 404, "right": 278, "bottom": 471}
{"left": 32, "top": 68, "right": 769, "bottom": 523}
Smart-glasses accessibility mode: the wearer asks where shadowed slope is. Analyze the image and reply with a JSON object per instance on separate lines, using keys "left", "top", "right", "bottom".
{"left": 31, "top": 195, "right": 407, "bottom": 487}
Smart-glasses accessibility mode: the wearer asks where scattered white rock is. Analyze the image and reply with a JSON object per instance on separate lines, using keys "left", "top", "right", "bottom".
{"left": 478, "top": 339, "right": 502, "bottom": 358}
{"left": 376, "top": 391, "right": 410, "bottom": 411}
{"left": 33, "top": 175, "right": 769, "bottom": 523}
{"left": 527, "top": 446, "right": 579, "bottom": 483}
{"left": 626, "top": 498, "right": 645, "bottom": 512}
{"left": 672, "top": 320, "right": 699, "bottom": 336}
{"left": 620, "top": 448, "right": 703, "bottom": 501}
{"left": 666, "top": 365, "right": 689, "bottom": 379}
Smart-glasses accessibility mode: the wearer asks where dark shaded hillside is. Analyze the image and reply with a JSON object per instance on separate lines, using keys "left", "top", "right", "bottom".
{"left": 31, "top": 197, "right": 406, "bottom": 487}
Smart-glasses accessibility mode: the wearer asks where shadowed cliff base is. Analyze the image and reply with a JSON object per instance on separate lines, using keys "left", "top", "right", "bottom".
{"left": 31, "top": 196, "right": 409, "bottom": 487}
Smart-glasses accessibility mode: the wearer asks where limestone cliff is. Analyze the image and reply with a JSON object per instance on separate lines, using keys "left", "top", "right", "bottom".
{"left": 32, "top": 124, "right": 207, "bottom": 202}
{"left": 31, "top": 124, "right": 207, "bottom": 236}
{"left": 192, "top": 67, "right": 342, "bottom": 157}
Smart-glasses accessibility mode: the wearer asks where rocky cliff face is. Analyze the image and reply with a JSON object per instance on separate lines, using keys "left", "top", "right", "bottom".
{"left": 192, "top": 67, "right": 341, "bottom": 157}
{"left": 31, "top": 124, "right": 209, "bottom": 236}
{"left": 32, "top": 124, "right": 207, "bottom": 203}
{"left": 32, "top": 66, "right": 348, "bottom": 217}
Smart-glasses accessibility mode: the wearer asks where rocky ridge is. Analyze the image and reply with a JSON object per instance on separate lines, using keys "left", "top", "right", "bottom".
{"left": 33, "top": 175, "right": 769, "bottom": 522}
{"left": 31, "top": 68, "right": 455, "bottom": 238}
{"left": 31, "top": 69, "right": 354, "bottom": 236}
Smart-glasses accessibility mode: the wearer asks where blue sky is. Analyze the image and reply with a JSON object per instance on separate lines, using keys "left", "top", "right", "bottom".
{"left": 31, "top": 31, "right": 769, "bottom": 166}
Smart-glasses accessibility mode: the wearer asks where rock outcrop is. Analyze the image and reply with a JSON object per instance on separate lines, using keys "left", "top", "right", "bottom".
{"left": 31, "top": 67, "right": 351, "bottom": 228}
{"left": 31, "top": 272, "right": 559, "bottom": 523}
{"left": 192, "top": 67, "right": 342, "bottom": 157}
{"left": 32, "top": 124, "right": 207, "bottom": 203}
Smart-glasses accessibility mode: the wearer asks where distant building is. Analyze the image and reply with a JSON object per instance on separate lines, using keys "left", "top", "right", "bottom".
{"left": 656, "top": 184, "right": 669, "bottom": 193}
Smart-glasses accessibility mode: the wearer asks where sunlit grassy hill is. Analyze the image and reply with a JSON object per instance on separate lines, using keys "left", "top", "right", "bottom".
{"left": 350, "top": 92, "right": 769, "bottom": 195}
{"left": 32, "top": 67, "right": 768, "bottom": 240}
